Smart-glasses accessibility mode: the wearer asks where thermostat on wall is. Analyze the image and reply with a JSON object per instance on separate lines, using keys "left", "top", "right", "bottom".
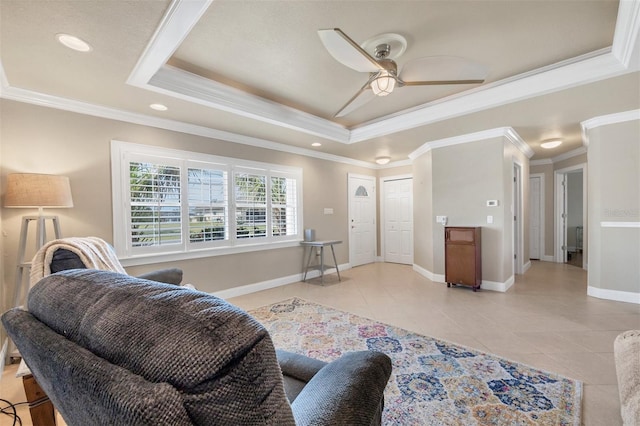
{"left": 486, "top": 200, "right": 499, "bottom": 207}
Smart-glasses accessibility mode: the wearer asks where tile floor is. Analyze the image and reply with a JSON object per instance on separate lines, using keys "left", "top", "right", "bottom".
{"left": 1, "top": 260, "right": 638, "bottom": 425}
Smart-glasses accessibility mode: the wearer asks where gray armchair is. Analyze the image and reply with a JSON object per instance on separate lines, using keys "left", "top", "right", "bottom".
{"left": 2, "top": 269, "right": 391, "bottom": 425}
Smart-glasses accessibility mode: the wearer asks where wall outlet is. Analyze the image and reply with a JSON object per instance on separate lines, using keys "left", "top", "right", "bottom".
{"left": 436, "top": 215, "right": 448, "bottom": 225}
{"left": 487, "top": 215, "right": 494, "bottom": 224}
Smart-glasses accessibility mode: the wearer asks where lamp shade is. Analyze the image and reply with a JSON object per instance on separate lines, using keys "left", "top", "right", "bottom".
{"left": 4, "top": 173, "right": 73, "bottom": 208}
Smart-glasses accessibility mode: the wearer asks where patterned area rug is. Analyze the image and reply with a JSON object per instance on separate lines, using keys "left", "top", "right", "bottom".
{"left": 249, "top": 297, "right": 582, "bottom": 426}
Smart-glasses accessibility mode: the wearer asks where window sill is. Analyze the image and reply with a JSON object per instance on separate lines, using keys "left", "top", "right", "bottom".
{"left": 119, "top": 239, "right": 304, "bottom": 267}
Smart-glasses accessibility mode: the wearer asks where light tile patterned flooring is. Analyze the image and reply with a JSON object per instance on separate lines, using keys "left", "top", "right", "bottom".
{"left": 1, "top": 261, "right": 638, "bottom": 425}
{"left": 228, "top": 260, "right": 639, "bottom": 426}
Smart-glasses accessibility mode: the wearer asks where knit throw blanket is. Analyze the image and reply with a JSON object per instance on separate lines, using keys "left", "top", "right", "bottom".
{"left": 30, "top": 237, "right": 126, "bottom": 287}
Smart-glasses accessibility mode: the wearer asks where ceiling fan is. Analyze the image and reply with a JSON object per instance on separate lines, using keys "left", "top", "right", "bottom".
{"left": 318, "top": 28, "right": 488, "bottom": 117}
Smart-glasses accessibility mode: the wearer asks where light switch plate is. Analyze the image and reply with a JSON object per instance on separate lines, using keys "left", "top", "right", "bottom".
{"left": 324, "top": 208, "right": 334, "bottom": 215}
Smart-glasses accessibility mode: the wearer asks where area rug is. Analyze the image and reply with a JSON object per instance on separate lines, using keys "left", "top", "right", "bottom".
{"left": 249, "top": 297, "right": 582, "bottom": 426}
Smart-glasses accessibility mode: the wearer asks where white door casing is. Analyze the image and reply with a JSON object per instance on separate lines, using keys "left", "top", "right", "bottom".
{"left": 382, "top": 176, "right": 413, "bottom": 264}
{"left": 513, "top": 161, "right": 524, "bottom": 275}
{"left": 348, "top": 174, "right": 376, "bottom": 267}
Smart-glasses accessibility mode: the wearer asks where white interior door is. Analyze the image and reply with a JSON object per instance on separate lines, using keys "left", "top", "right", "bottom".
{"left": 348, "top": 174, "right": 376, "bottom": 267}
{"left": 529, "top": 176, "right": 541, "bottom": 260}
{"left": 383, "top": 178, "right": 413, "bottom": 264}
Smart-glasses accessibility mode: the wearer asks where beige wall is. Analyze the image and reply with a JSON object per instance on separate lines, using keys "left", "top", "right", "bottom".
{"left": 412, "top": 152, "right": 433, "bottom": 273}
{"left": 412, "top": 135, "right": 527, "bottom": 284}
{"left": 586, "top": 118, "right": 640, "bottom": 295}
{"left": 0, "top": 100, "right": 375, "bottom": 307}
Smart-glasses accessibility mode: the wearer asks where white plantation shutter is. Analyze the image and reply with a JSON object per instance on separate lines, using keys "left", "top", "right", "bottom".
{"left": 188, "top": 166, "right": 228, "bottom": 246}
{"left": 234, "top": 171, "right": 267, "bottom": 239}
{"left": 271, "top": 175, "right": 298, "bottom": 237}
{"left": 129, "top": 161, "right": 182, "bottom": 249}
{"left": 112, "top": 141, "right": 302, "bottom": 259}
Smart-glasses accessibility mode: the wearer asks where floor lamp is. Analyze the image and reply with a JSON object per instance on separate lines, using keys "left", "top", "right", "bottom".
{"left": 4, "top": 173, "right": 74, "bottom": 309}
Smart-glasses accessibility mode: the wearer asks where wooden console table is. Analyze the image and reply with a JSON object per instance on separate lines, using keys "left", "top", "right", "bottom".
{"left": 300, "top": 240, "right": 342, "bottom": 284}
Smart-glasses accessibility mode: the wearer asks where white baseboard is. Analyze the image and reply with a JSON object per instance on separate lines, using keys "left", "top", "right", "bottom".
{"left": 587, "top": 286, "right": 640, "bottom": 304}
{"left": 541, "top": 255, "right": 555, "bottom": 262}
{"left": 481, "top": 275, "right": 514, "bottom": 292}
{"left": 412, "top": 264, "right": 445, "bottom": 283}
{"left": 211, "top": 263, "right": 351, "bottom": 299}
{"left": 523, "top": 261, "right": 532, "bottom": 273}
{"left": 413, "top": 264, "right": 514, "bottom": 292}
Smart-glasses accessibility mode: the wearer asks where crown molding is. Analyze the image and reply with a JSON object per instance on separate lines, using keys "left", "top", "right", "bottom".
{"left": 552, "top": 146, "right": 588, "bottom": 163}
{"left": 530, "top": 159, "right": 553, "bottom": 166}
{"left": 581, "top": 108, "right": 640, "bottom": 146}
{"left": 612, "top": 0, "right": 640, "bottom": 68}
{"left": 150, "top": 65, "right": 350, "bottom": 142}
{"left": 127, "top": 0, "right": 213, "bottom": 86}
{"left": 351, "top": 48, "right": 626, "bottom": 143}
{"left": 408, "top": 127, "right": 530, "bottom": 160}
{"left": 0, "top": 83, "right": 376, "bottom": 169}
{"left": 377, "top": 159, "right": 413, "bottom": 169}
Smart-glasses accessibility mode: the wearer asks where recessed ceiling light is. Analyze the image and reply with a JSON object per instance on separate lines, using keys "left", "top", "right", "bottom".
{"left": 375, "top": 156, "right": 391, "bottom": 165}
{"left": 541, "top": 139, "right": 562, "bottom": 149}
{"left": 311, "top": 142, "right": 322, "bottom": 147}
{"left": 150, "top": 103, "right": 168, "bottom": 111}
{"left": 56, "top": 33, "right": 92, "bottom": 52}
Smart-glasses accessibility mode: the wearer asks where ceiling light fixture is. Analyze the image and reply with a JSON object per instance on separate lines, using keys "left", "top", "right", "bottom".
{"left": 370, "top": 70, "right": 396, "bottom": 96}
{"left": 311, "top": 142, "right": 322, "bottom": 147}
{"left": 541, "top": 139, "right": 563, "bottom": 149}
{"left": 150, "top": 103, "right": 168, "bottom": 111}
{"left": 375, "top": 156, "right": 391, "bottom": 165}
{"left": 56, "top": 33, "right": 92, "bottom": 52}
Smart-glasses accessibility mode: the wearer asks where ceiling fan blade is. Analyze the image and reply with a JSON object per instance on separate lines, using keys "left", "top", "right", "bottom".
{"left": 400, "top": 56, "right": 488, "bottom": 84}
{"left": 335, "top": 78, "right": 377, "bottom": 117}
{"left": 318, "top": 28, "right": 384, "bottom": 73}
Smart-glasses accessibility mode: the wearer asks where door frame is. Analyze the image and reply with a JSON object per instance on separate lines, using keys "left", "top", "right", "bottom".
{"left": 379, "top": 174, "right": 413, "bottom": 264}
{"left": 529, "top": 173, "right": 546, "bottom": 261}
{"left": 512, "top": 160, "right": 524, "bottom": 275}
{"left": 554, "top": 163, "right": 587, "bottom": 267}
{"left": 348, "top": 173, "right": 377, "bottom": 267}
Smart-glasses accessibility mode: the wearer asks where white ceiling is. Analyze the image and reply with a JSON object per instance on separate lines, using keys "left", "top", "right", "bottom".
{"left": 1, "top": 0, "right": 639, "bottom": 165}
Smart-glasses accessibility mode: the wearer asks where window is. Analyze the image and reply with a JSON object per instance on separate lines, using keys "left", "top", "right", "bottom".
{"left": 111, "top": 141, "right": 303, "bottom": 262}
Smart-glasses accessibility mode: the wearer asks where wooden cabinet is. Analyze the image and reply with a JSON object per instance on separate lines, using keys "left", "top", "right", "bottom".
{"left": 445, "top": 227, "right": 482, "bottom": 291}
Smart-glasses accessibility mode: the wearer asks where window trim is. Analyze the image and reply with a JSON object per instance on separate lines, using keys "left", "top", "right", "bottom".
{"left": 111, "top": 140, "right": 303, "bottom": 266}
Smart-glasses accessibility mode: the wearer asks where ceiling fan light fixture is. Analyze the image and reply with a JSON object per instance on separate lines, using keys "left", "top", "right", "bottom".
{"left": 541, "top": 139, "right": 563, "bottom": 149}
{"left": 375, "top": 156, "right": 391, "bottom": 165}
{"left": 371, "top": 71, "right": 396, "bottom": 96}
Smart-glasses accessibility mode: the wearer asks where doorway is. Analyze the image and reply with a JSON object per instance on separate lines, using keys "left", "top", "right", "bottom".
{"left": 348, "top": 174, "right": 376, "bottom": 267}
{"left": 555, "top": 164, "right": 586, "bottom": 268}
{"left": 381, "top": 176, "right": 413, "bottom": 264}
{"left": 529, "top": 173, "right": 545, "bottom": 260}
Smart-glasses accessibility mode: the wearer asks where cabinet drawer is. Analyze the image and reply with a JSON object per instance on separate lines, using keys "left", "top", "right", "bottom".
{"left": 446, "top": 227, "right": 476, "bottom": 243}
